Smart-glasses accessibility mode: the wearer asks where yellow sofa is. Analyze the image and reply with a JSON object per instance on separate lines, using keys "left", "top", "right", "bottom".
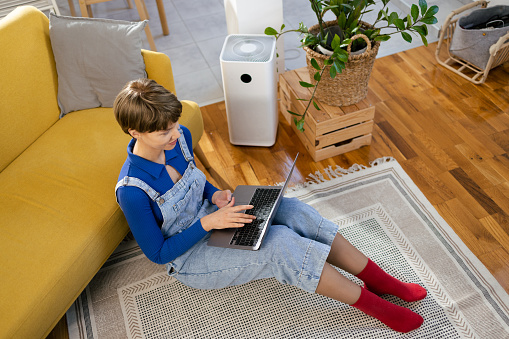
{"left": 0, "top": 6, "right": 204, "bottom": 338}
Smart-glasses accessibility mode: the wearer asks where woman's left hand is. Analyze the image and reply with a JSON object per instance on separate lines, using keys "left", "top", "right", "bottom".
{"left": 212, "top": 190, "right": 232, "bottom": 208}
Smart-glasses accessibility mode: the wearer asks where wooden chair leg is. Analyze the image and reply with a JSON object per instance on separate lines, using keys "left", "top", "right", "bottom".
{"left": 194, "top": 143, "right": 233, "bottom": 191}
{"left": 126, "top": 0, "right": 133, "bottom": 9}
{"left": 141, "top": 0, "right": 149, "bottom": 19}
{"left": 155, "top": 0, "right": 169, "bottom": 36}
{"left": 134, "top": 0, "right": 157, "bottom": 52}
{"left": 67, "top": 0, "right": 76, "bottom": 16}
{"left": 133, "top": 0, "right": 157, "bottom": 51}
{"left": 78, "top": 0, "right": 89, "bottom": 17}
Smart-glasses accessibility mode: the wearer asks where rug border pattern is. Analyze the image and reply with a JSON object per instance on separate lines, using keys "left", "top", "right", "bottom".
{"left": 118, "top": 274, "right": 174, "bottom": 339}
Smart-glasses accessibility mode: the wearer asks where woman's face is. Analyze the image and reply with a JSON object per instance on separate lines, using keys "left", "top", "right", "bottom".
{"left": 133, "top": 122, "right": 181, "bottom": 151}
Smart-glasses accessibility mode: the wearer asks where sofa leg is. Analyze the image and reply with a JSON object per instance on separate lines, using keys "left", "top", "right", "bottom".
{"left": 194, "top": 144, "right": 233, "bottom": 192}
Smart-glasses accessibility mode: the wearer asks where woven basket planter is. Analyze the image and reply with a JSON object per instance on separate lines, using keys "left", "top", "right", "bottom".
{"left": 304, "top": 20, "right": 380, "bottom": 106}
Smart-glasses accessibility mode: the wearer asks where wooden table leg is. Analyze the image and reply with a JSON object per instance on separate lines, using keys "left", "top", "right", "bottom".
{"left": 155, "top": 0, "right": 169, "bottom": 36}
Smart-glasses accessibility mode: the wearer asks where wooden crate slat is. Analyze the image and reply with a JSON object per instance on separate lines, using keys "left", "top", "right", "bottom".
{"left": 316, "top": 121, "right": 374, "bottom": 149}
{"left": 314, "top": 134, "right": 373, "bottom": 162}
{"left": 315, "top": 106, "right": 375, "bottom": 136}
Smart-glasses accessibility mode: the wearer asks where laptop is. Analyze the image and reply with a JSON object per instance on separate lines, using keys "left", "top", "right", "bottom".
{"left": 208, "top": 153, "right": 299, "bottom": 250}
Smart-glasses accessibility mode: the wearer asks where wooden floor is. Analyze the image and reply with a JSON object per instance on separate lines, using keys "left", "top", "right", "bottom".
{"left": 47, "top": 42, "right": 509, "bottom": 338}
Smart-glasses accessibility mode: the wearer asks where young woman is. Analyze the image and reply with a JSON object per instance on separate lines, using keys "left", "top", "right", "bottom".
{"left": 113, "top": 78, "right": 426, "bottom": 333}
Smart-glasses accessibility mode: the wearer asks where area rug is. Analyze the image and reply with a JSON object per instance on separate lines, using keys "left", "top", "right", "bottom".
{"left": 66, "top": 158, "right": 509, "bottom": 338}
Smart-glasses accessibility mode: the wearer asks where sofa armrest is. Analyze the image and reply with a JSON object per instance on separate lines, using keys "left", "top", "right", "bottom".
{"left": 141, "top": 49, "right": 177, "bottom": 96}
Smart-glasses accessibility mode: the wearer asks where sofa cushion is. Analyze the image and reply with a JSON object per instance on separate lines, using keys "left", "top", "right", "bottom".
{"left": 0, "top": 6, "right": 60, "bottom": 172}
{"left": 49, "top": 13, "right": 147, "bottom": 117}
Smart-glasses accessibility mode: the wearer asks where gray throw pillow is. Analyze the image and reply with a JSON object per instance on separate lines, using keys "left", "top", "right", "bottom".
{"left": 49, "top": 13, "right": 148, "bottom": 118}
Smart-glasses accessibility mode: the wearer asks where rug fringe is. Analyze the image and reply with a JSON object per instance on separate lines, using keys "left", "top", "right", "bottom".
{"left": 282, "top": 156, "right": 396, "bottom": 192}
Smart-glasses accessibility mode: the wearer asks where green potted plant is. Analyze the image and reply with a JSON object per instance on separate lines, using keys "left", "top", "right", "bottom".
{"left": 265, "top": 0, "right": 439, "bottom": 132}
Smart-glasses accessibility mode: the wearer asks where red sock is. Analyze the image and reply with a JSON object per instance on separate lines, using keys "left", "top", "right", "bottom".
{"left": 352, "top": 288, "right": 424, "bottom": 333}
{"left": 356, "top": 259, "right": 427, "bottom": 302}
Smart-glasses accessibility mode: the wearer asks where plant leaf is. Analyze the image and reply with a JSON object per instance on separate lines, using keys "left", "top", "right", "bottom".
{"left": 338, "top": 12, "right": 347, "bottom": 29}
{"left": 374, "top": 35, "right": 391, "bottom": 41}
{"left": 340, "top": 38, "right": 352, "bottom": 48}
{"left": 388, "top": 12, "right": 398, "bottom": 25}
{"left": 298, "top": 22, "right": 309, "bottom": 33}
{"left": 288, "top": 110, "right": 301, "bottom": 116}
{"left": 411, "top": 4, "right": 419, "bottom": 22}
{"left": 314, "top": 71, "right": 321, "bottom": 81}
{"left": 420, "top": 33, "right": 428, "bottom": 46}
{"left": 421, "top": 24, "right": 428, "bottom": 35}
{"left": 331, "top": 34, "right": 342, "bottom": 50}
{"left": 413, "top": 25, "right": 427, "bottom": 36}
{"left": 425, "top": 5, "right": 439, "bottom": 17}
{"left": 330, "top": 65, "right": 337, "bottom": 79}
{"left": 299, "top": 81, "right": 315, "bottom": 88}
{"left": 394, "top": 18, "right": 405, "bottom": 30}
{"left": 420, "top": 16, "right": 438, "bottom": 24}
{"left": 264, "top": 27, "right": 278, "bottom": 36}
{"left": 333, "top": 59, "right": 344, "bottom": 74}
{"left": 295, "top": 118, "right": 305, "bottom": 132}
{"left": 337, "top": 52, "right": 348, "bottom": 63}
{"left": 401, "top": 31, "right": 412, "bottom": 43}
{"left": 419, "top": 0, "right": 427, "bottom": 16}
{"left": 312, "top": 100, "right": 321, "bottom": 111}
{"left": 280, "top": 23, "right": 285, "bottom": 31}
{"left": 310, "top": 58, "right": 321, "bottom": 71}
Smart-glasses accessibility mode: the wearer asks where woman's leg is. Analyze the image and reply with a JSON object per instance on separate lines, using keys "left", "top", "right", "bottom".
{"left": 327, "top": 233, "right": 427, "bottom": 302}
{"left": 326, "top": 233, "right": 368, "bottom": 275}
{"left": 316, "top": 262, "right": 362, "bottom": 305}
{"left": 316, "top": 262, "right": 424, "bottom": 333}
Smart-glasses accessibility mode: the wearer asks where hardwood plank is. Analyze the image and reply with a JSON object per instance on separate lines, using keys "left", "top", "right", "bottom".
{"left": 435, "top": 198, "right": 500, "bottom": 256}
{"left": 409, "top": 130, "right": 458, "bottom": 172}
{"left": 478, "top": 248, "right": 509, "bottom": 293}
{"left": 450, "top": 167, "right": 503, "bottom": 215}
{"left": 377, "top": 121, "right": 418, "bottom": 160}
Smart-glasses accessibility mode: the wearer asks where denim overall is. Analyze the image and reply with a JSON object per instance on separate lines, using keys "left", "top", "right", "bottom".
{"left": 116, "top": 129, "right": 340, "bottom": 294}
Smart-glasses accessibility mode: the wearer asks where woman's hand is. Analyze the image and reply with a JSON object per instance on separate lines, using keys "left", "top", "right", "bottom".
{"left": 211, "top": 190, "right": 232, "bottom": 208}
{"left": 201, "top": 197, "right": 255, "bottom": 232}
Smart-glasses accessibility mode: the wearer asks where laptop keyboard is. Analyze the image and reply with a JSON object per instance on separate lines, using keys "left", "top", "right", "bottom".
{"left": 230, "top": 188, "right": 281, "bottom": 246}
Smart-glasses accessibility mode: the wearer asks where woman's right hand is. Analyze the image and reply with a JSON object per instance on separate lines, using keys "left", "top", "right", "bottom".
{"left": 201, "top": 197, "right": 256, "bottom": 232}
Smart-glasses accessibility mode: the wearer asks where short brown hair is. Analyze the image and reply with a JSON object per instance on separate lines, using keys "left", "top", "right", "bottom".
{"left": 114, "top": 78, "right": 182, "bottom": 135}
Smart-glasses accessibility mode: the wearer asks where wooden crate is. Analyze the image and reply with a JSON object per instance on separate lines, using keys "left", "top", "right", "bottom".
{"left": 279, "top": 67, "right": 375, "bottom": 162}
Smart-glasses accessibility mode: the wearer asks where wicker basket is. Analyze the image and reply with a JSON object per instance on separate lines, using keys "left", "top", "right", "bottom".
{"left": 436, "top": 0, "right": 509, "bottom": 84}
{"left": 304, "top": 20, "right": 380, "bottom": 106}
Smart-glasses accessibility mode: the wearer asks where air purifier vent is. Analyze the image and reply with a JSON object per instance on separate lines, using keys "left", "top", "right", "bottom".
{"left": 220, "top": 35, "right": 275, "bottom": 63}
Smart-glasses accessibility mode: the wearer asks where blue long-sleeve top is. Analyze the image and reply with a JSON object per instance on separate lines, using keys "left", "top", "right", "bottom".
{"left": 116, "top": 125, "right": 220, "bottom": 264}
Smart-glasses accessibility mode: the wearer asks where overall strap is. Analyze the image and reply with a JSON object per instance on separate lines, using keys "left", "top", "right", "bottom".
{"left": 115, "top": 176, "right": 161, "bottom": 203}
{"left": 178, "top": 127, "right": 194, "bottom": 163}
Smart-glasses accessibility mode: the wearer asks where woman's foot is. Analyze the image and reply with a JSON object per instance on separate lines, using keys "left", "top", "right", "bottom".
{"left": 356, "top": 259, "right": 427, "bottom": 302}
{"left": 352, "top": 288, "right": 424, "bottom": 333}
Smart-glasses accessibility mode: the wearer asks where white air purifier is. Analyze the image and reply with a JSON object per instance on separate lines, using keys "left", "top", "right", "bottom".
{"left": 220, "top": 34, "right": 277, "bottom": 147}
